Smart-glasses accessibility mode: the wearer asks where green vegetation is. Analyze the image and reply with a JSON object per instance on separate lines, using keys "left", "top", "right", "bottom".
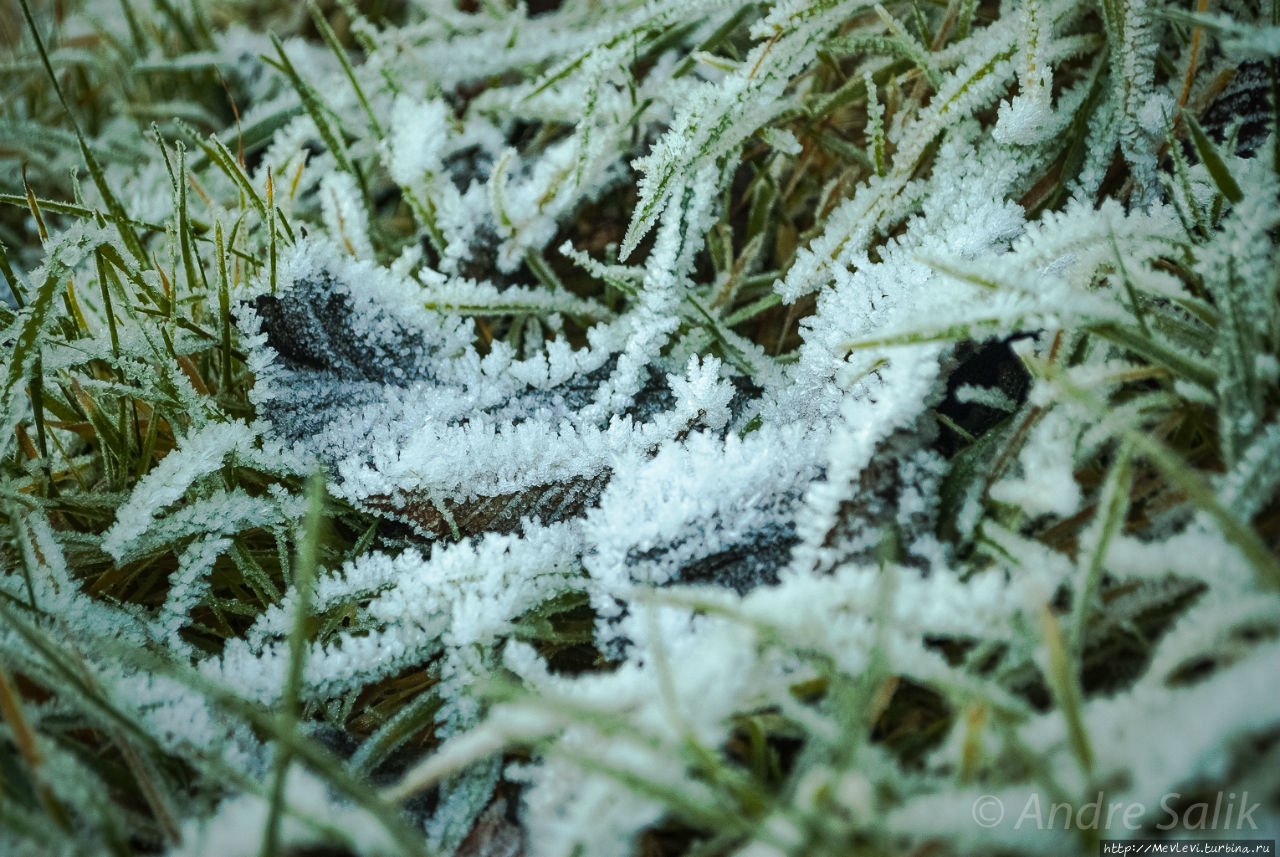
{"left": 2, "top": 1, "right": 1278, "bottom": 856}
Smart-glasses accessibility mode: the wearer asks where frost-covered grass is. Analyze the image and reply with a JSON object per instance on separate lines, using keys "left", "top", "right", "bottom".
{"left": 2, "top": 1, "right": 1279, "bottom": 855}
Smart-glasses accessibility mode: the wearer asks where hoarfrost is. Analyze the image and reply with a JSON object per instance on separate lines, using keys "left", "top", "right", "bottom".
{"left": 8, "top": 2, "right": 1279, "bottom": 857}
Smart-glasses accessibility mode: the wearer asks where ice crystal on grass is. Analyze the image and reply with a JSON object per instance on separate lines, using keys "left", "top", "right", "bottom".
{"left": 3, "top": 1, "right": 1280, "bottom": 856}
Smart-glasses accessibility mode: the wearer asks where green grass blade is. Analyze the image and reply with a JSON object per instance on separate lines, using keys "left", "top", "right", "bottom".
{"left": 261, "top": 470, "right": 325, "bottom": 857}
{"left": 267, "top": 33, "right": 357, "bottom": 180}
{"left": 1183, "top": 109, "right": 1244, "bottom": 205}
{"left": 2, "top": 251, "right": 67, "bottom": 448}
{"left": 307, "top": 0, "right": 383, "bottom": 136}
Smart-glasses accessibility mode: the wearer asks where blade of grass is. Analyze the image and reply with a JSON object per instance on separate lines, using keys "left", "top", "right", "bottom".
{"left": 351, "top": 684, "right": 444, "bottom": 777}
{"left": 262, "top": 470, "right": 323, "bottom": 857}
{"left": 115, "top": 0, "right": 146, "bottom": 53}
{"left": 268, "top": 167, "right": 279, "bottom": 294}
{"left": 185, "top": 105, "right": 305, "bottom": 173}
{"left": 3, "top": 251, "right": 68, "bottom": 454}
{"left": 723, "top": 291, "right": 781, "bottom": 327}
{"left": 672, "top": 4, "right": 758, "bottom": 79}
{"left": 1183, "top": 109, "right": 1243, "bottom": 205}
{"left": 0, "top": 665, "right": 72, "bottom": 832}
{"left": 307, "top": 0, "right": 383, "bottom": 136}
{"left": 216, "top": 222, "right": 234, "bottom": 394}
{"left": 1037, "top": 604, "right": 1094, "bottom": 777}
{"left": 22, "top": 167, "right": 49, "bottom": 241}
{"left": 266, "top": 33, "right": 357, "bottom": 180}
{"left": 1068, "top": 443, "right": 1132, "bottom": 657}
{"left": 0, "top": 194, "right": 170, "bottom": 237}
{"left": 151, "top": 0, "right": 202, "bottom": 51}
{"left": 92, "top": 250, "right": 123, "bottom": 364}
{"left": 191, "top": 127, "right": 271, "bottom": 224}
{"left": 0, "top": 240, "right": 28, "bottom": 308}
{"left": 158, "top": 138, "right": 202, "bottom": 303}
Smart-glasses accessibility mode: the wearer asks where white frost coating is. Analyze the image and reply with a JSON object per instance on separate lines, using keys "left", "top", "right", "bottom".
{"left": 338, "top": 416, "right": 613, "bottom": 500}
{"left": 319, "top": 171, "right": 374, "bottom": 261}
{"left": 19, "top": 2, "right": 1277, "bottom": 856}
{"left": 102, "top": 420, "right": 259, "bottom": 561}
{"left": 990, "top": 405, "right": 1082, "bottom": 518}
{"left": 168, "top": 768, "right": 396, "bottom": 857}
{"left": 384, "top": 95, "right": 451, "bottom": 186}
{"left": 993, "top": 91, "right": 1054, "bottom": 145}
{"left": 787, "top": 347, "right": 945, "bottom": 577}
{"left": 585, "top": 421, "right": 819, "bottom": 592}
{"left": 157, "top": 535, "right": 232, "bottom": 650}
{"left": 993, "top": 0, "right": 1054, "bottom": 145}
{"left": 202, "top": 520, "right": 584, "bottom": 713}
{"left": 112, "top": 490, "right": 280, "bottom": 565}
{"left": 955, "top": 384, "right": 1019, "bottom": 412}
